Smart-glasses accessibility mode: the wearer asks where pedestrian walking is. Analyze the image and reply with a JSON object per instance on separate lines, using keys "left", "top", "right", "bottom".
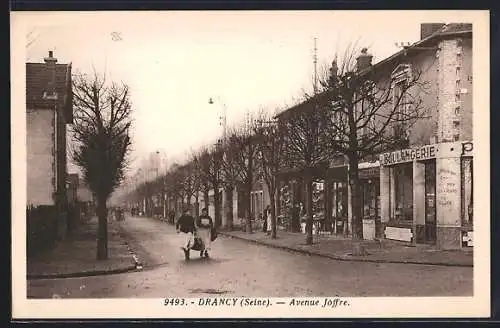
{"left": 196, "top": 207, "right": 214, "bottom": 258}
{"left": 176, "top": 207, "right": 196, "bottom": 258}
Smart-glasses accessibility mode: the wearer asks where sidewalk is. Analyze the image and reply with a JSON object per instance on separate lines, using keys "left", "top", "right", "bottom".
{"left": 27, "top": 216, "right": 139, "bottom": 280}
{"left": 219, "top": 230, "right": 473, "bottom": 267}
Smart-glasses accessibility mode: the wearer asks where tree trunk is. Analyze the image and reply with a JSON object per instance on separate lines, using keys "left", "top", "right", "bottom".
{"left": 290, "top": 180, "right": 300, "bottom": 233}
{"left": 305, "top": 170, "right": 314, "bottom": 245}
{"left": 225, "top": 186, "right": 234, "bottom": 231}
{"left": 325, "top": 178, "right": 333, "bottom": 233}
{"left": 276, "top": 181, "right": 281, "bottom": 217}
{"left": 214, "top": 188, "right": 222, "bottom": 228}
{"left": 246, "top": 150, "right": 254, "bottom": 234}
{"left": 349, "top": 156, "right": 363, "bottom": 240}
{"left": 96, "top": 196, "right": 108, "bottom": 260}
{"left": 194, "top": 194, "right": 199, "bottom": 218}
{"left": 245, "top": 185, "right": 253, "bottom": 233}
{"left": 162, "top": 191, "right": 166, "bottom": 219}
{"left": 203, "top": 188, "right": 209, "bottom": 211}
{"left": 270, "top": 190, "right": 277, "bottom": 239}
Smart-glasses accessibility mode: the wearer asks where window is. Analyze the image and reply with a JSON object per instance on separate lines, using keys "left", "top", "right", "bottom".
{"left": 392, "top": 163, "right": 413, "bottom": 223}
{"left": 360, "top": 81, "right": 377, "bottom": 137}
{"left": 391, "top": 64, "right": 412, "bottom": 143}
{"left": 393, "top": 81, "right": 410, "bottom": 123}
{"left": 362, "top": 180, "right": 379, "bottom": 218}
{"left": 332, "top": 182, "right": 348, "bottom": 219}
{"left": 330, "top": 100, "right": 343, "bottom": 141}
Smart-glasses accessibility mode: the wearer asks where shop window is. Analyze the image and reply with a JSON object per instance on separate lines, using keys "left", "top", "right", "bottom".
{"left": 461, "top": 157, "right": 473, "bottom": 226}
{"left": 312, "top": 180, "right": 325, "bottom": 218}
{"left": 362, "top": 179, "right": 379, "bottom": 218}
{"left": 332, "top": 181, "right": 348, "bottom": 234}
{"left": 332, "top": 182, "right": 348, "bottom": 218}
{"left": 393, "top": 163, "right": 413, "bottom": 223}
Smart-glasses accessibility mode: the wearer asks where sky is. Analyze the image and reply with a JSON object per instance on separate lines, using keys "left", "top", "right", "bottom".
{"left": 21, "top": 10, "right": 476, "bottom": 184}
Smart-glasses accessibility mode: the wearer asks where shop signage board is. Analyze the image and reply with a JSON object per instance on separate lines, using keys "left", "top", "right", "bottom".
{"left": 379, "top": 141, "right": 473, "bottom": 166}
{"left": 379, "top": 145, "right": 437, "bottom": 165}
{"left": 384, "top": 226, "right": 413, "bottom": 242}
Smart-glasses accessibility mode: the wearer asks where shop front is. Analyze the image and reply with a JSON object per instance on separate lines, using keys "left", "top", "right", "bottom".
{"left": 359, "top": 164, "right": 381, "bottom": 239}
{"left": 379, "top": 141, "right": 473, "bottom": 249}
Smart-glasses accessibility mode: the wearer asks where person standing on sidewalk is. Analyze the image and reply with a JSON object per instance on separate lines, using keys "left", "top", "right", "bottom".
{"left": 196, "top": 208, "right": 214, "bottom": 258}
{"left": 176, "top": 207, "right": 196, "bottom": 258}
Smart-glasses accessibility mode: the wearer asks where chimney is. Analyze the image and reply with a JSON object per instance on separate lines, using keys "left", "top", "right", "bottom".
{"left": 356, "top": 48, "right": 373, "bottom": 72}
{"left": 44, "top": 50, "right": 58, "bottom": 64}
{"left": 43, "top": 50, "right": 58, "bottom": 100}
{"left": 420, "top": 23, "right": 446, "bottom": 40}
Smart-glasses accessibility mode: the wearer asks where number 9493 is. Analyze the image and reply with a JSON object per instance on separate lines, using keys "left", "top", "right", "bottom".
{"left": 164, "top": 298, "right": 186, "bottom": 306}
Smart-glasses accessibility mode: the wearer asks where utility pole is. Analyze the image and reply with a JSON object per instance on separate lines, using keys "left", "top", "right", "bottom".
{"left": 313, "top": 36, "right": 318, "bottom": 94}
{"left": 209, "top": 96, "right": 227, "bottom": 147}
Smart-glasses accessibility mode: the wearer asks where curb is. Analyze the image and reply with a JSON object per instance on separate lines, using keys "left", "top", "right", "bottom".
{"left": 219, "top": 232, "right": 473, "bottom": 268}
{"left": 28, "top": 223, "right": 144, "bottom": 281}
{"left": 26, "top": 264, "right": 138, "bottom": 280}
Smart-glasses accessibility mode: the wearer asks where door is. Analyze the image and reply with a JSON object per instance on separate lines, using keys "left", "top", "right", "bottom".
{"left": 424, "top": 161, "right": 437, "bottom": 244}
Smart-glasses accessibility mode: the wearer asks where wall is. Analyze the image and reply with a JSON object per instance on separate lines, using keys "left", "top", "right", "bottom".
{"left": 459, "top": 37, "right": 473, "bottom": 141}
{"left": 27, "top": 109, "right": 55, "bottom": 206}
{"left": 406, "top": 50, "right": 440, "bottom": 146}
{"left": 371, "top": 47, "right": 440, "bottom": 149}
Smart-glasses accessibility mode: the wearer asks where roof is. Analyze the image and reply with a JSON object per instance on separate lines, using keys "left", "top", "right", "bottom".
{"left": 274, "top": 23, "right": 472, "bottom": 119}
{"left": 359, "top": 23, "right": 472, "bottom": 75}
{"left": 26, "top": 62, "right": 73, "bottom": 122}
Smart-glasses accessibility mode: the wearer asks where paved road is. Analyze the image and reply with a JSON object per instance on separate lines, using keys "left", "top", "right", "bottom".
{"left": 27, "top": 216, "right": 473, "bottom": 298}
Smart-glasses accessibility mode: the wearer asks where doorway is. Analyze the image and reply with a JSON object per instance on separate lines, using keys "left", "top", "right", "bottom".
{"left": 424, "top": 161, "right": 437, "bottom": 244}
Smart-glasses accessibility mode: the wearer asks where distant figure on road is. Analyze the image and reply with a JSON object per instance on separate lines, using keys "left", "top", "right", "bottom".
{"left": 197, "top": 207, "right": 214, "bottom": 258}
{"left": 169, "top": 210, "right": 176, "bottom": 224}
{"left": 176, "top": 207, "right": 196, "bottom": 257}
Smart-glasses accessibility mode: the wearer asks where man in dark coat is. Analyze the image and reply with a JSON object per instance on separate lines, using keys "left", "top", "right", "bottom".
{"left": 176, "top": 207, "right": 196, "bottom": 256}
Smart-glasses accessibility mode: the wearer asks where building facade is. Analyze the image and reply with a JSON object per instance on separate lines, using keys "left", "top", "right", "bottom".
{"left": 272, "top": 23, "right": 473, "bottom": 249}
{"left": 378, "top": 23, "right": 473, "bottom": 249}
{"left": 26, "top": 51, "right": 73, "bottom": 242}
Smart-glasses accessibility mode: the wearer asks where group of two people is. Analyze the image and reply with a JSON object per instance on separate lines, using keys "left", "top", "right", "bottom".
{"left": 175, "top": 207, "right": 215, "bottom": 258}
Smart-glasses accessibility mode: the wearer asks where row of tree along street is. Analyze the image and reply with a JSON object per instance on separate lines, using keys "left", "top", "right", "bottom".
{"left": 127, "top": 46, "right": 428, "bottom": 247}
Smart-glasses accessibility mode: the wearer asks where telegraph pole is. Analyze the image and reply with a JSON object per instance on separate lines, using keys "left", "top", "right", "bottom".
{"left": 313, "top": 37, "right": 318, "bottom": 94}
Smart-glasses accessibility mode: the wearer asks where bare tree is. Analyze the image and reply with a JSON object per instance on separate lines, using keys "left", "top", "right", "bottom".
{"left": 71, "top": 70, "right": 132, "bottom": 260}
{"left": 314, "top": 46, "right": 429, "bottom": 242}
{"left": 163, "top": 167, "right": 182, "bottom": 218}
{"left": 254, "top": 110, "right": 285, "bottom": 239}
{"left": 193, "top": 146, "right": 215, "bottom": 220}
{"left": 189, "top": 152, "right": 203, "bottom": 217}
{"left": 180, "top": 162, "right": 197, "bottom": 209}
{"left": 170, "top": 163, "right": 187, "bottom": 212}
{"left": 227, "top": 116, "right": 261, "bottom": 233}
{"left": 278, "top": 93, "right": 331, "bottom": 245}
{"left": 221, "top": 128, "right": 244, "bottom": 231}
{"left": 208, "top": 143, "right": 224, "bottom": 228}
